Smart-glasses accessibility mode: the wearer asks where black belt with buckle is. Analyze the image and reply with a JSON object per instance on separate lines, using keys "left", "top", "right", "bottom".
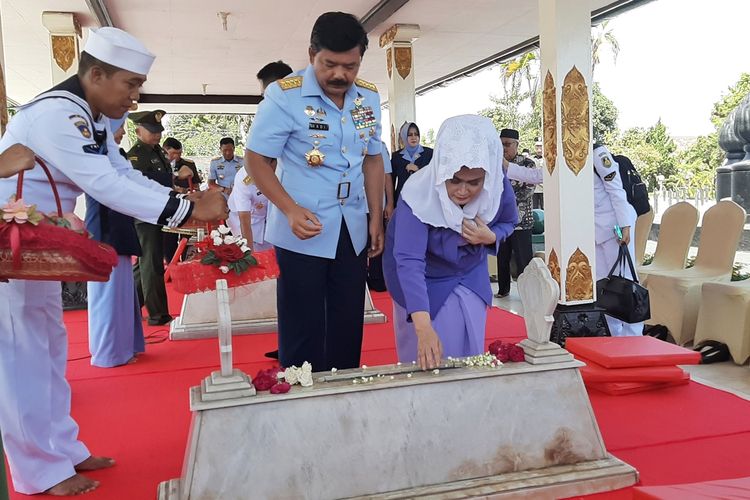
{"left": 337, "top": 182, "right": 351, "bottom": 200}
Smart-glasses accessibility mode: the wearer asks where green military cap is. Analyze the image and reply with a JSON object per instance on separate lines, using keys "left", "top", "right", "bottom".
{"left": 129, "top": 109, "right": 166, "bottom": 133}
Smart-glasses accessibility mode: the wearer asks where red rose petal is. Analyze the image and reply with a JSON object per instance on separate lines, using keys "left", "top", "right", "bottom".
{"left": 270, "top": 382, "right": 291, "bottom": 394}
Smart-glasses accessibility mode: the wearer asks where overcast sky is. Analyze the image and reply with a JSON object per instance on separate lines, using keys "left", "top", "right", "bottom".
{"left": 388, "top": 0, "right": 749, "bottom": 142}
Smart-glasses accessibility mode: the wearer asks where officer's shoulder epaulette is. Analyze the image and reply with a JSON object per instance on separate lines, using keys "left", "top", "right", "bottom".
{"left": 242, "top": 174, "right": 253, "bottom": 186}
{"left": 128, "top": 156, "right": 138, "bottom": 162}
{"left": 355, "top": 78, "right": 377, "bottom": 92}
{"left": 278, "top": 76, "right": 303, "bottom": 90}
{"left": 210, "top": 156, "right": 221, "bottom": 161}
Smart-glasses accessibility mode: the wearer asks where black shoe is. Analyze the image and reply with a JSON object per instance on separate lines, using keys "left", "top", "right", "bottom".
{"left": 494, "top": 292, "right": 510, "bottom": 298}
{"left": 264, "top": 350, "right": 279, "bottom": 360}
{"left": 147, "top": 315, "right": 173, "bottom": 326}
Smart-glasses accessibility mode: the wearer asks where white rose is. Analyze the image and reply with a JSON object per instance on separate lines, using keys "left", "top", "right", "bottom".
{"left": 210, "top": 230, "right": 220, "bottom": 238}
{"left": 223, "top": 235, "right": 235, "bottom": 245}
{"left": 219, "top": 266, "right": 230, "bottom": 274}
{"left": 301, "top": 361, "right": 312, "bottom": 374}
{"left": 283, "top": 366, "right": 300, "bottom": 385}
{"left": 213, "top": 236, "right": 223, "bottom": 246}
{"left": 238, "top": 238, "right": 248, "bottom": 246}
{"left": 298, "top": 370, "right": 313, "bottom": 387}
{"left": 218, "top": 225, "right": 231, "bottom": 235}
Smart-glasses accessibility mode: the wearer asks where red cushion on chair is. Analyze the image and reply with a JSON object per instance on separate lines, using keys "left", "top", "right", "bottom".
{"left": 633, "top": 476, "right": 750, "bottom": 499}
{"left": 587, "top": 373, "right": 690, "bottom": 395}
{"left": 576, "top": 355, "right": 687, "bottom": 383}
{"left": 566, "top": 336, "right": 701, "bottom": 368}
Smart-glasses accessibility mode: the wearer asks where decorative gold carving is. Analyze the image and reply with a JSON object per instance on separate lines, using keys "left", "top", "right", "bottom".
{"left": 379, "top": 25, "right": 399, "bottom": 48}
{"left": 386, "top": 48, "right": 393, "bottom": 79}
{"left": 51, "top": 35, "right": 76, "bottom": 72}
{"left": 565, "top": 248, "right": 593, "bottom": 301}
{"left": 390, "top": 124, "right": 396, "bottom": 153}
{"left": 561, "top": 66, "right": 589, "bottom": 175}
{"left": 394, "top": 46, "right": 412, "bottom": 80}
{"left": 542, "top": 70, "right": 557, "bottom": 175}
{"left": 548, "top": 249, "right": 561, "bottom": 290}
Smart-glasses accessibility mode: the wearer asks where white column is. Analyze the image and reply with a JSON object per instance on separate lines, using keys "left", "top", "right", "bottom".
{"left": 539, "top": 0, "right": 596, "bottom": 305}
{"left": 41, "top": 12, "right": 81, "bottom": 85}
{"left": 379, "top": 24, "right": 420, "bottom": 152}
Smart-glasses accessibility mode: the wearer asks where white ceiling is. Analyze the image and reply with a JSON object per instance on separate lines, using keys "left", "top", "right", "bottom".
{"left": 1, "top": 0, "right": 634, "bottom": 111}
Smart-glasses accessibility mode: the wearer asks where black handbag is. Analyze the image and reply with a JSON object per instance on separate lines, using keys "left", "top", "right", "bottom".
{"left": 596, "top": 244, "right": 651, "bottom": 323}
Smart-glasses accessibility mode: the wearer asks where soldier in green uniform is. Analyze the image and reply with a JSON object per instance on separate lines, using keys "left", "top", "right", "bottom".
{"left": 127, "top": 110, "right": 193, "bottom": 325}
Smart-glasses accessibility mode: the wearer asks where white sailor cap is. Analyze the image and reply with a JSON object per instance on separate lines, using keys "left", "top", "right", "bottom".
{"left": 83, "top": 27, "right": 155, "bottom": 76}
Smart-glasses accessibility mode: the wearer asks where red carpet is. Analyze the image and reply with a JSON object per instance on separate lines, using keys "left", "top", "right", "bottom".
{"left": 6, "top": 287, "right": 750, "bottom": 499}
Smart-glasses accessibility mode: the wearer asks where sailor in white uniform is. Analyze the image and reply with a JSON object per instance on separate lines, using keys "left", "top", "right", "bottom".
{"left": 227, "top": 172, "right": 272, "bottom": 251}
{"left": 593, "top": 143, "right": 643, "bottom": 337}
{"left": 0, "top": 27, "right": 227, "bottom": 496}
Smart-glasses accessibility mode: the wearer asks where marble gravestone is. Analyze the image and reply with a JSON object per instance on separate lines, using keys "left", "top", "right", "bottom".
{"left": 169, "top": 279, "right": 387, "bottom": 340}
{"left": 158, "top": 259, "right": 637, "bottom": 499}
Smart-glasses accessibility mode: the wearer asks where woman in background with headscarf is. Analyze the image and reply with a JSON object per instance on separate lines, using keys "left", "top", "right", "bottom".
{"left": 391, "top": 121, "right": 433, "bottom": 202}
{"left": 85, "top": 115, "right": 145, "bottom": 367}
{"left": 383, "top": 115, "right": 518, "bottom": 370}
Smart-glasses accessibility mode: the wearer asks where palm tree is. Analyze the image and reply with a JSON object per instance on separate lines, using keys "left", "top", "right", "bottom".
{"left": 500, "top": 49, "right": 540, "bottom": 107}
{"left": 591, "top": 20, "right": 620, "bottom": 76}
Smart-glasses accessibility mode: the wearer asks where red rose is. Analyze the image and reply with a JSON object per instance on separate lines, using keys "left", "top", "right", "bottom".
{"left": 488, "top": 340, "right": 504, "bottom": 357}
{"left": 213, "top": 244, "right": 245, "bottom": 262}
{"left": 509, "top": 345, "right": 526, "bottom": 362}
{"left": 253, "top": 367, "right": 283, "bottom": 391}
{"left": 270, "top": 382, "right": 291, "bottom": 394}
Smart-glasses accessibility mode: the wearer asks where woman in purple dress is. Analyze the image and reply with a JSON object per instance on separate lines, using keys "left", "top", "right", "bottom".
{"left": 383, "top": 115, "right": 518, "bottom": 370}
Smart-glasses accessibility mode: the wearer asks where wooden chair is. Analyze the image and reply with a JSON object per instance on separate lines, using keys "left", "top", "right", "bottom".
{"left": 646, "top": 200, "right": 746, "bottom": 345}
{"left": 638, "top": 202, "right": 699, "bottom": 285}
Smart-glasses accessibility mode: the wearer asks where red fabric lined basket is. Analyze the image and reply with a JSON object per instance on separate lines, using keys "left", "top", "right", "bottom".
{"left": 171, "top": 247, "right": 279, "bottom": 294}
{"left": 0, "top": 156, "right": 118, "bottom": 282}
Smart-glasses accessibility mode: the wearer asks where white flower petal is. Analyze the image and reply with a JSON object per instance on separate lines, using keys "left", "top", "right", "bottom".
{"left": 223, "top": 235, "right": 235, "bottom": 244}
{"left": 219, "top": 266, "right": 229, "bottom": 274}
{"left": 241, "top": 245, "right": 251, "bottom": 253}
{"left": 218, "top": 225, "right": 230, "bottom": 234}
{"left": 213, "top": 237, "right": 223, "bottom": 246}
{"left": 210, "top": 230, "right": 220, "bottom": 238}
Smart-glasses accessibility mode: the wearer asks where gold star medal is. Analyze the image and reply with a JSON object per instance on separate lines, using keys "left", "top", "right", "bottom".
{"left": 304, "top": 106, "right": 315, "bottom": 117}
{"left": 305, "top": 140, "right": 325, "bottom": 167}
{"left": 602, "top": 156, "right": 612, "bottom": 167}
{"left": 354, "top": 95, "right": 364, "bottom": 107}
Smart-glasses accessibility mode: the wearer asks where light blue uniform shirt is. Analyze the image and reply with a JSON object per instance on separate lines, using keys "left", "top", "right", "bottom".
{"left": 208, "top": 155, "right": 244, "bottom": 189}
{"left": 247, "top": 64, "right": 382, "bottom": 258}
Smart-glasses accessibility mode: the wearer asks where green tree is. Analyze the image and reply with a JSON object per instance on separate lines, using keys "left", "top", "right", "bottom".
{"left": 591, "top": 20, "right": 620, "bottom": 77}
{"left": 592, "top": 83, "right": 618, "bottom": 143}
{"left": 165, "top": 114, "right": 252, "bottom": 156}
{"left": 422, "top": 128, "right": 436, "bottom": 148}
{"left": 710, "top": 72, "right": 750, "bottom": 128}
{"left": 479, "top": 87, "right": 540, "bottom": 148}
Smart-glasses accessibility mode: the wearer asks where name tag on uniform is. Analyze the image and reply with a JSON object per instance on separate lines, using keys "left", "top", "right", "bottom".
{"left": 309, "top": 122, "right": 329, "bottom": 131}
{"left": 350, "top": 106, "right": 376, "bottom": 130}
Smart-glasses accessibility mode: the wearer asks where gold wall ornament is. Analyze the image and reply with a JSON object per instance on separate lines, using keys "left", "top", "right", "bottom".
{"left": 386, "top": 48, "right": 393, "bottom": 79}
{"left": 548, "top": 249, "right": 561, "bottom": 291}
{"left": 51, "top": 35, "right": 76, "bottom": 72}
{"left": 379, "top": 25, "right": 398, "bottom": 48}
{"left": 561, "top": 66, "right": 590, "bottom": 176}
{"left": 390, "top": 124, "right": 396, "bottom": 153}
{"left": 542, "top": 70, "right": 557, "bottom": 175}
{"left": 565, "top": 248, "right": 593, "bottom": 301}
{"left": 394, "top": 46, "right": 412, "bottom": 80}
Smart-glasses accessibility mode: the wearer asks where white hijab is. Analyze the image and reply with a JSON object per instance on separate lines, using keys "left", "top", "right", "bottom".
{"left": 400, "top": 115, "right": 505, "bottom": 234}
